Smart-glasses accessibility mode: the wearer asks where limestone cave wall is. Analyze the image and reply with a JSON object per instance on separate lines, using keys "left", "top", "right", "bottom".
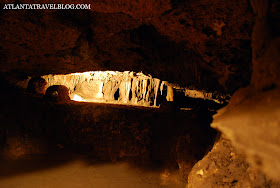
{"left": 0, "top": 0, "right": 254, "bottom": 94}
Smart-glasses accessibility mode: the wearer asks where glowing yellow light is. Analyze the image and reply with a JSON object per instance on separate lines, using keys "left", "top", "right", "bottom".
{"left": 72, "top": 94, "right": 86, "bottom": 102}
{"left": 96, "top": 82, "right": 104, "bottom": 98}
{"left": 33, "top": 71, "right": 226, "bottom": 107}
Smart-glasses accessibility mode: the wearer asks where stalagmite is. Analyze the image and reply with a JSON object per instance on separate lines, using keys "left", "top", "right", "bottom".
{"left": 166, "top": 85, "right": 174, "bottom": 102}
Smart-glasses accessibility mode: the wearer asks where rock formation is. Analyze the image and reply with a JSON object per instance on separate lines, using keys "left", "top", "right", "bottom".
{"left": 44, "top": 85, "right": 71, "bottom": 102}
{"left": 22, "top": 71, "right": 227, "bottom": 107}
{"left": 0, "top": 0, "right": 254, "bottom": 94}
{"left": 211, "top": 0, "right": 280, "bottom": 181}
{"left": 188, "top": 136, "right": 280, "bottom": 188}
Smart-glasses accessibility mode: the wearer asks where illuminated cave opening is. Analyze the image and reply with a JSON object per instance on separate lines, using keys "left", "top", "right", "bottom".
{"left": 42, "top": 71, "right": 163, "bottom": 106}
{"left": 24, "top": 71, "right": 228, "bottom": 110}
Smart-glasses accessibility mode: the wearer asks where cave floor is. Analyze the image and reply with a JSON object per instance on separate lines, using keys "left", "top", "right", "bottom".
{"left": 0, "top": 89, "right": 216, "bottom": 188}
{"left": 0, "top": 151, "right": 185, "bottom": 188}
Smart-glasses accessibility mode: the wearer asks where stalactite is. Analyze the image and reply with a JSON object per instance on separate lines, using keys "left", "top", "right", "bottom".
{"left": 136, "top": 79, "right": 140, "bottom": 102}
{"left": 119, "top": 77, "right": 132, "bottom": 103}
{"left": 119, "top": 80, "right": 125, "bottom": 102}
{"left": 153, "top": 79, "right": 160, "bottom": 106}
{"left": 142, "top": 79, "right": 147, "bottom": 103}
{"left": 131, "top": 78, "right": 137, "bottom": 104}
{"left": 146, "top": 79, "right": 151, "bottom": 102}
{"left": 160, "top": 81, "right": 165, "bottom": 95}
{"left": 125, "top": 79, "right": 131, "bottom": 103}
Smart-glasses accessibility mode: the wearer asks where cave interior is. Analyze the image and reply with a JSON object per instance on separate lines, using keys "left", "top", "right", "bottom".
{"left": 0, "top": 0, "right": 279, "bottom": 187}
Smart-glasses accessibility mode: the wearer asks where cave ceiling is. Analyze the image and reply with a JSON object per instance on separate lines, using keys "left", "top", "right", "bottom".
{"left": 0, "top": 0, "right": 254, "bottom": 94}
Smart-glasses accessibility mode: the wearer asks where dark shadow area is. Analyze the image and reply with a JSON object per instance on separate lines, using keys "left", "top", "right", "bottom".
{"left": 0, "top": 74, "right": 217, "bottom": 182}
{"left": 129, "top": 25, "right": 223, "bottom": 92}
{"left": 173, "top": 90, "right": 227, "bottom": 110}
{"left": 114, "top": 88, "right": 120, "bottom": 100}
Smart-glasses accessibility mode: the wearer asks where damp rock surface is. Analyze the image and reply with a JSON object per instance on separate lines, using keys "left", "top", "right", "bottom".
{"left": 212, "top": 88, "right": 280, "bottom": 181}
{"left": 210, "top": 0, "right": 280, "bottom": 181}
{"left": 187, "top": 136, "right": 280, "bottom": 188}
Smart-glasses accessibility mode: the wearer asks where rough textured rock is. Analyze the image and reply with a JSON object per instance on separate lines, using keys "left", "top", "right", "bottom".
{"left": 44, "top": 85, "right": 71, "bottom": 102}
{"left": 188, "top": 136, "right": 280, "bottom": 188}
{"left": 250, "top": 0, "right": 280, "bottom": 91}
{"left": 211, "top": 0, "right": 280, "bottom": 181}
{"left": 1, "top": 0, "right": 278, "bottom": 185}
{"left": 26, "top": 77, "right": 47, "bottom": 95}
{"left": 212, "top": 88, "right": 280, "bottom": 182}
{"left": 2, "top": 136, "right": 48, "bottom": 160}
{"left": 150, "top": 0, "right": 253, "bottom": 93}
{"left": 176, "top": 111, "right": 216, "bottom": 179}
{"left": 0, "top": 0, "right": 254, "bottom": 94}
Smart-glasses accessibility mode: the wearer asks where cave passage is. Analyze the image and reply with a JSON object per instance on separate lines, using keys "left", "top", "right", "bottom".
{"left": 0, "top": 0, "right": 279, "bottom": 186}
{"left": 0, "top": 77, "right": 218, "bottom": 187}
{"left": 19, "top": 71, "right": 228, "bottom": 110}
{"left": 43, "top": 71, "right": 163, "bottom": 107}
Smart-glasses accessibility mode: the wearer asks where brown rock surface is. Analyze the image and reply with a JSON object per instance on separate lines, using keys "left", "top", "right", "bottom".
{"left": 1, "top": 0, "right": 279, "bottom": 185}
{"left": 0, "top": 0, "right": 254, "bottom": 94}
{"left": 26, "top": 77, "right": 47, "bottom": 95}
{"left": 212, "top": 88, "right": 280, "bottom": 181}
{"left": 211, "top": 0, "right": 280, "bottom": 181}
{"left": 44, "top": 85, "right": 71, "bottom": 102}
{"left": 188, "top": 136, "right": 280, "bottom": 188}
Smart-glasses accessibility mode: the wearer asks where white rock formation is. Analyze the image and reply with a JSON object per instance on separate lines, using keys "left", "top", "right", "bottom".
{"left": 11, "top": 71, "right": 228, "bottom": 107}
{"left": 42, "top": 71, "right": 163, "bottom": 107}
